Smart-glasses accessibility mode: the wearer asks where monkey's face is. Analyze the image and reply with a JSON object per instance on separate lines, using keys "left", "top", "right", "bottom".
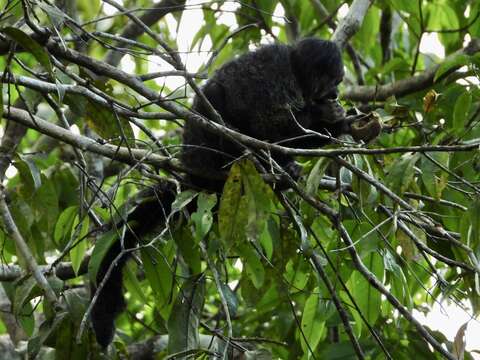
{"left": 291, "top": 38, "right": 344, "bottom": 102}
{"left": 310, "top": 74, "right": 343, "bottom": 103}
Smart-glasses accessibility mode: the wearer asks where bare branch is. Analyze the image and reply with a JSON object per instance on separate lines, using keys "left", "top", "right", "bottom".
{"left": 343, "top": 38, "right": 480, "bottom": 102}
{"left": 104, "top": 0, "right": 186, "bottom": 67}
{"left": 2, "top": 106, "right": 173, "bottom": 168}
{"left": 0, "top": 187, "right": 58, "bottom": 305}
{"left": 332, "top": 0, "right": 374, "bottom": 48}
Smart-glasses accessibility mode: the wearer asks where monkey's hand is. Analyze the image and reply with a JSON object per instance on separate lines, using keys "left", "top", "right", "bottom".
{"left": 309, "top": 100, "right": 346, "bottom": 124}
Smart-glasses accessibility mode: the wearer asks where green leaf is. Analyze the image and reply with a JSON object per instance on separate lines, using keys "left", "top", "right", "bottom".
{"left": 434, "top": 54, "right": 470, "bottom": 82}
{"left": 240, "top": 160, "right": 274, "bottom": 244}
{"left": 175, "top": 226, "right": 202, "bottom": 275}
{"left": 85, "top": 100, "right": 135, "bottom": 145}
{"left": 349, "top": 252, "right": 384, "bottom": 325}
{"left": 167, "top": 276, "right": 205, "bottom": 354}
{"left": 284, "top": 258, "right": 310, "bottom": 290}
{"left": 219, "top": 282, "right": 239, "bottom": 317}
{"left": 453, "top": 92, "right": 472, "bottom": 130}
{"left": 69, "top": 215, "right": 89, "bottom": 275}
{"left": 123, "top": 262, "right": 148, "bottom": 304}
{"left": 171, "top": 190, "right": 198, "bottom": 212}
{"left": 28, "top": 312, "right": 68, "bottom": 359}
{"left": 140, "top": 241, "right": 175, "bottom": 319}
{"left": 13, "top": 276, "right": 37, "bottom": 318}
{"left": 420, "top": 152, "right": 449, "bottom": 199}
{"left": 238, "top": 244, "right": 265, "bottom": 289}
{"left": 259, "top": 221, "right": 273, "bottom": 259}
{"left": 14, "top": 155, "right": 42, "bottom": 196}
{"left": 34, "top": 176, "right": 59, "bottom": 234}
{"left": 306, "top": 158, "right": 330, "bottom": 196}
{"left": 0, "top": 82, "right": 3, "bottom": 120}
{"left": 385, "top": 154, "right": 420, "bottom": 193}
{"left": 300, "top": 290, "right": 327, "bottom": 354}
{"left": 1, "top": 27, "right": 53, "bottom": 75}
{"left": 88, "top": 230, "right": 117, "bottom": 284}
{"left": 467, "top": 197, "right": 480, "bottom": 249}
{"left": 54, "top": 206, "right": 78, "bottom": 248}
{"left": 219, "top": 161, "right": 248, "bottom": 247}
{"left": 191, "top": 192, "right": 216, "bottom": 242}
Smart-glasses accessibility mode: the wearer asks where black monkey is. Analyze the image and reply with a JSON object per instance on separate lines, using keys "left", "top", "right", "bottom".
{"left": 182, "top": 38, "right": 351, "bottom": 192}
{"left": 91, "top": 38, "right": 373, "bottom": 348}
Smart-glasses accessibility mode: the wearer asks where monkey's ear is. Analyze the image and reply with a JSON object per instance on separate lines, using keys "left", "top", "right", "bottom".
{"left": 349, "top": 112, "right": 382, "bottom": 143}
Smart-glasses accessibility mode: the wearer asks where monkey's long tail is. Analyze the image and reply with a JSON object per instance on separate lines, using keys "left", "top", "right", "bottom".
{"left": 90, "top": 182, "right": 176, "bottom": 348}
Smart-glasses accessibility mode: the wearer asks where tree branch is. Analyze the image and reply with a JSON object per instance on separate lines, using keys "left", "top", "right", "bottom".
{"left": 2, "top": 106, "right": 173, "bottom": 168}
{"left": 0, "top": 187, "right": 58, "bottom": 305}
{"left": 104, "top": 0, "right": 186, "bottom": 67}
{"left": 332, "top": 0, "right": 374, "bottom": 48}
{"left": 343, "top": 38, "right": 480, "bottom": 102}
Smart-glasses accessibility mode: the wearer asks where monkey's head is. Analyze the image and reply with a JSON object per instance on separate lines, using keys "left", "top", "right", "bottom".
{"left": 291, "top": 38, "right": 344, "bottom": 103}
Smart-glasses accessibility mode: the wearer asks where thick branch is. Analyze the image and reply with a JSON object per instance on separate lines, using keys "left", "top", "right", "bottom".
{"left": 343, "top": 38, "right": 480, "bottom": 102}
{"left": 0, "top": 188, "right": 58, "bottom": 305}
{"left": 332, "top": 0, "right": 373, "bottom": 48}
{"left": 0, "top": 256, "right": 89, "bottom": 282}
{"left": 0, "top": 73, "right": 176, "bottom": 120}
{"left": 2, "top": 106, "right": 172, "bottom": 167}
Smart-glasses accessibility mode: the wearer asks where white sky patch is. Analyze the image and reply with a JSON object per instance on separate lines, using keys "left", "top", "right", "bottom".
{"left": 102, "top": 0, "right": 122, "bottom": 16}
{"left": 414, "top": 303, "right": 480, "bottom": 357}
{"left": 69, "top": 124, "right": 80, "bottom": 135}
{"left": 338, "top": 4, "right": 350, "bottom": 19}
{"left": 273, "top": 3, "right": 286, "bottom": 24}
{"left": 5, "top": 165, "right": 17, "bottom": 179}
{"left": 272, "top": 3, "right": 285, "bottom": 37}
{"left": 420, "top": 33, "right": 445, "bottom": 58}
{"left": 464, "top": 33, "right": 472, "bottom": 47}
{"left": 218, "top": 1, "right": 240, "bottom": 26}
{"left": 120, "top": 55, "right": 135, "bottom": 74}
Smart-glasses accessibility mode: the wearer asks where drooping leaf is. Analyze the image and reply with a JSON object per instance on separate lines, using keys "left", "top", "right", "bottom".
{"left": 167, "top": 276, "right": 205, "bottom": 354}
{"left": 219, "top": 161, "right": 248, "bottom": 247}
{"left": 191, "top": 192, "right": 216, "bottom": 242}
{"left": 69, "top": 215, "right": 90, "bottom": 275}
{"left": 348, "top": 252, "right": 383, "bottom": 325}
{"left": 453, "top": 92, "right": 472, "bottom": 130}
{"left": 88, "top": 230, "right": 117, "bottom": 284}
{"left": 300, "top": 289, "right": 328, "bottom": 354}
{"left": 1, "top": 27, "right": 53, "bottom": 75}
{"left": 140, "top": 241, "right": 175, "bottom": 319}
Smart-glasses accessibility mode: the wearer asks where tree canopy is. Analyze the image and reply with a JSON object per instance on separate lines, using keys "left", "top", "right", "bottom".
{"left": 0, "top": 0, "right": 479, "bottom": 359}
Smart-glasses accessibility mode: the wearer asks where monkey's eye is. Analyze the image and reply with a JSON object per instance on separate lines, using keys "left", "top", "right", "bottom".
{"left": 324, "top": 89, "right": 339, "bottom": 100}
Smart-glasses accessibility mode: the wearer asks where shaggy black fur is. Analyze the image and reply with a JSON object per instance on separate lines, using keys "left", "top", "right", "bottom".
{"left": 182, "top": 38, "right": 349, "bottom": 191}
{"left": 91, "top": 183, "right": 176, "bottom": 348}
{"left": 92, "top": 38, "right": 351, "bottom": 348}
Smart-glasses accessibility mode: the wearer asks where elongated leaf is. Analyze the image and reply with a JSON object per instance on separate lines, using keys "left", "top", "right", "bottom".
{"left": 191, "top": 192, "right": 216, "bottom": 242}
{"left": 219, "top": 161, "right": 247, "bottom": 247}
{"left": 88, "top": 230, "right": 117, "bottom": 284}
{"left": 238, "top": 243, "right": 264, "bottom": 289}
{"left": 69, "top": 215, "right": 89, "bottom": 275}
{"left": 453, "top": 92, "right": 472, "bottom": 130}
{"left": 168, "top": 276, "right": 205, "bottom": 354}
{"left": 349, "top": 252, "right": 383, "bottom": 325}
{"left": 300, "top": 290, "right": 327, "bottom": 354}
{"left": 2, "top": 27, "right": 53, "bottom": 75}
{"left": 140, "top": 241, "right": 175, "bottom": 319}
